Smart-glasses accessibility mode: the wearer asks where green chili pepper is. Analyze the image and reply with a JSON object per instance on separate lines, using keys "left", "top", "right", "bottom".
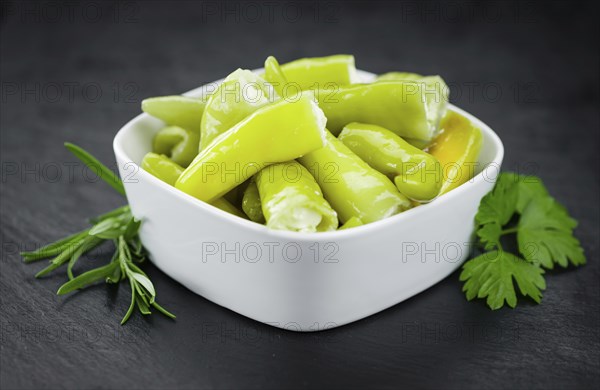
{"left": 256, "top": 162, "right": 338, "bottom": 232}
{"left": 298, "top": 131, "right": 410, "bottom": 224}
{"left": 152, "top": 126, "right": 199, "bottom": 168}
{"left": 376, "top": 73, "right": 448, "bottom": 145}
{"left": 211, "top": 198, "right": 247, "bottom": 219}
{"left": 263, "top": 56, "right": 288, "bottom": 97}
{"left": 141, "top": 95, "right": 206, "bottom": 131}
{"left": 141, "top": 153, "right": 246, "bottom": 218}
{"left": 200, "top": 69, "right": 277, "bottom": 150}
{"left": 338, "top": 216, "right": 363, "bottom": 230}
{"left": 376, "top": 72, "right": 423, "bottom": 82}
{"left": 315, "top": 79, "right": 448, "bottom": 141}
{"left": 428, "top": 111, "right": 482, "bottom": 195}
{"left": 141, "top": 152, "right": 184, "bottom": 186}
{"left": 176, "top": 94, "right": 326, "bottom": 203}
{"left": 241, "top": 180, "right": 265, "bottom": 223}
{"left": 404, "top": 138, "right": 431, "bottom": 150}
{"left": 339, "top": 123, "right": 442, "bottom": 202}
{"left": 280, "top": 55, "right": 357, "bottom": 90}
{"left": 222, "top": 182, "right": 246, "bottom": 209}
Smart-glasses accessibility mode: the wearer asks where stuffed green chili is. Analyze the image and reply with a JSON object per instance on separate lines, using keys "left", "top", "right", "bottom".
{"left": 256, "top": 161, "right": 338, "bottom": 232}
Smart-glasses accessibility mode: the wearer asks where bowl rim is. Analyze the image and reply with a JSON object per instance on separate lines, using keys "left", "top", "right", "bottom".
{"left": 113, "top": 70, "right": 504, "bottom": 241}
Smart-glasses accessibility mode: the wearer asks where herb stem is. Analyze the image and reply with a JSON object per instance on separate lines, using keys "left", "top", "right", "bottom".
{"left": 25, "top": 143, "right": 175, "bottom": 325}
{"left": 501, "top": 227, "right": 519, "bottom": 235}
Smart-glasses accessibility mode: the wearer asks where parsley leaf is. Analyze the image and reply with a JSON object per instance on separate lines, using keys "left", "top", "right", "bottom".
{"left": 517, "top": 196, "right": 585, "bottom": 268}
{"left": 474, "top": 173, "right": 519, "bottom": 249}
{"left": 477, "top": 223, "right": 502, "bottom": 251}
{"left": 516, "top": 175, "right": 548, "bottom": 214}
{"left": 463, "top": 171, "right": 585, "bottom": 309}
{"left": 460, "top": 250, "right": 546, "bottom": 309}
{"left": 475, "top": 173, "right": 519, "bottom": 226}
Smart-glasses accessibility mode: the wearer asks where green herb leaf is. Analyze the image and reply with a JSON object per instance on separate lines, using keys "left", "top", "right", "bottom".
{"left": 123, "top": 218, "right": 141, "bottom": 240}
{"left": 64, "top": 142, "right": 125, "bottom": 196}
{"left": 106, "top": 261, "right": 122, "bottom": 284}
{"left": 460, "top": 250, "right": 546, "bottom": 309}
{"left": 517, "top": 196, "right": 585, "bottom": 268}
{"left": 130, "top": 272, "right": 156, "bottom": 298}
{"left": 121, "top": 278, "right": 138, "bottom": 325}
{"left": 88, "top": 217, "right": 126, "bottom": 239}
{"left": 24, "top": 145, "right": 174, "bottom": 324}
{"left": 475, "top": 173, "right": 519, "bottom": 227}
{"left": 35, "top": 236, "right": 96, "bottom": 278}
{"left": 476, "top": 222, "right": 502, "bottom": 251}
{"left": 463, "top": 171, "right": 585, "bottom": 309}
{"left": 67, "top": 236, "right": 104, "bottom": 279}
{"left": 136, "top": 296, "right": 152, "bottom": 314}
{"left": 151, "top": 301, "right": 176, "bottom": 319}
{"left": 516, "top": 175, "right": 549, "bottom": 214}
{"left": 90, "top": 205, "right": 130, "bottom": 223}
{"left": 57, "top": 262, "right": 118, "bottom": 295}
{"left": 21, "top": 230, "right": 89, "bottom": 262}
{"left": 474, "top": 173, "right": 519, "bottom": 250}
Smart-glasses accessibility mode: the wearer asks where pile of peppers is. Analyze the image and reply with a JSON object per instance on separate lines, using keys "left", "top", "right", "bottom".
{"left": 140, "top": 55, "right": 482, "bottom": 233}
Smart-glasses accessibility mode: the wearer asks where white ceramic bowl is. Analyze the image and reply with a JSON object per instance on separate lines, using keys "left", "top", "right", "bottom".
{"left": 113, "top": 70, "right": 503, "bottom": 331}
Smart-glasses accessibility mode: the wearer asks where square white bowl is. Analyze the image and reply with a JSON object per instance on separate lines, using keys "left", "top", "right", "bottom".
{"left": 113, "top": 70, "right": 504, "bottom": 331}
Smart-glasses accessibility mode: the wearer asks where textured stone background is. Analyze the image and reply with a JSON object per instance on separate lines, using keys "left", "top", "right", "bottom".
{"left": 1, "top": 1, "right": 598, "bottom": 389}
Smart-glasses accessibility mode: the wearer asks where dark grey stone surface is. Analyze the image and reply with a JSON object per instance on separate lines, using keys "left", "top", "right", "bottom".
{"left": 1, "top": 1, "right": 598, "bottom": 389}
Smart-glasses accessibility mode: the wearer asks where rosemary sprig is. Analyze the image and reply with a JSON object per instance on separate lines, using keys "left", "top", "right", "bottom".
{"left": 21, "top": 143, "right": 175, "bottom": 324}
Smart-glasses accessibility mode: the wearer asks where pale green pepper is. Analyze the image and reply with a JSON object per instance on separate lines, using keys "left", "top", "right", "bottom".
{"left": 298, "top": 131, "right": 410, "bottom": 224}
{"left": 256, "top": 162, "right": 338, "bottom": 232}
{"left": 211, "top": 198, "right": 247, "bottom": 219}
{"left": 141, "top": 96, "right": 205, "bottom": 131}
{"left": 152, "top": 126, "right": 199, "bottom": 168}
{"left": 176, "top": 94, "right": 326, "bottom": 203}
{"left": 263, "top": 56, "right": 288, "bottom": 97}
{"left": 280, "top": 55, "right": 357, "bottom": 90}
{"left": 404, "top": 138, "right": 431, "bottom": 150}
{"left": 339, "top": 123, "right": 442, "bottom": 202}
{"left": 377, "top": 72, "right": 423, "bottom": 82}
{"left": 361, "top": 74, "right": 435, "bottom": 150}
{"left": 241, "top": 180, "right": 265, "bottom": 223}
{"left": 141, "top": 152, "right": 245, "bottom": 218}
{"left": 223, "top": 182, "right": 246, "bottom": 209}
{"left": 338, "top": 216, "right": 363, "bottom": 230}
{"left": 376, "top": 73, "right": 449, "bottom": 145}
{"left": 315, "top": 79, "right": 448, "bottom": 141}
{"left": 141, "top": 152, "right": 184, "bottom": 186}
{"left": 200, "top": 69, "right": 277, "bottom": 150}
